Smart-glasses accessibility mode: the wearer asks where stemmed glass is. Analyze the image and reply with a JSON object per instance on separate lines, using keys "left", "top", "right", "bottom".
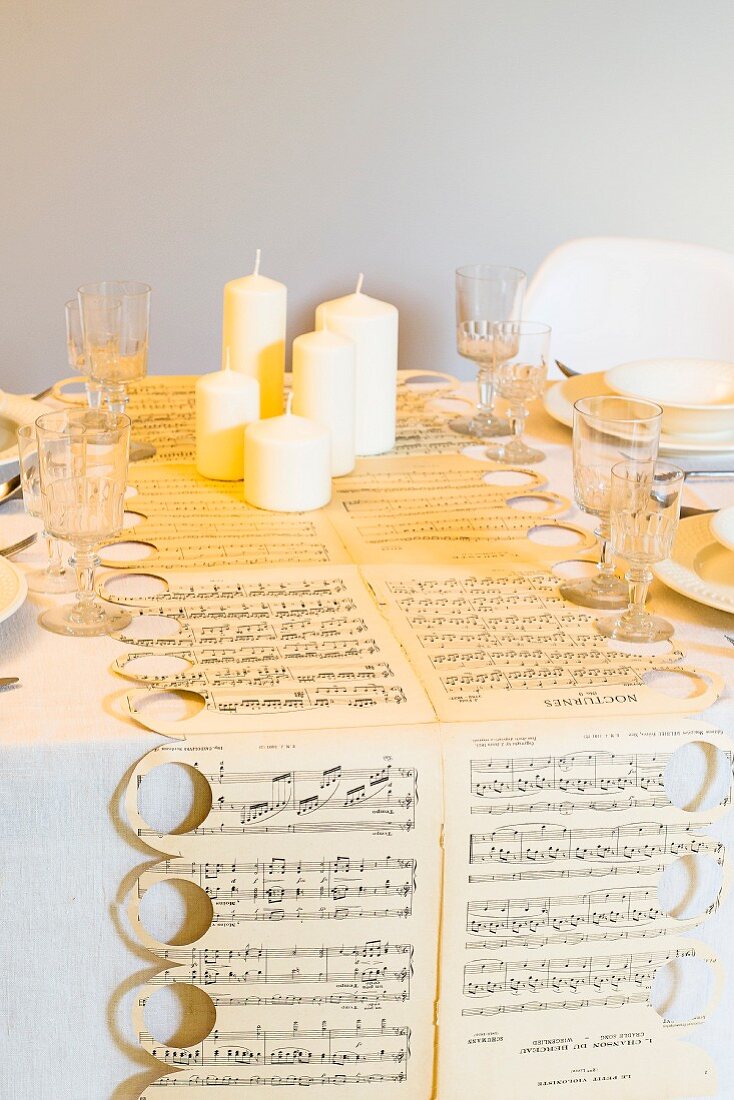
{"left": 77, "top": 280, "right": 154, "bottom": 460}
{"left": 16, "top": 425, "right": 76, "bottom": 594}
{"left": 597, "top": 461, "right": 684, "bottom": 643}
{"left": 449, "top": 265, "right": 526, "bottom": 438}
{"left": 485, "top": 321, "right": 551, "bottom": 464}
{"left": 35, "top": 409, "right": 132, "bottom": 637}
{"left": 559, "top": 396, "right": 663, "bottom": 610}
{"left": 65, "top": 299, "right": 104, "bottom": 410}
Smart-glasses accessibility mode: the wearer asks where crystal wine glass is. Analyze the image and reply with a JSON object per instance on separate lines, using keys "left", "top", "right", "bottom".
{"left": 449, "top": 265, "right": 526, "bottom": 438}
{"left": 66, "top": 298, "right": 104, "bottom": 410}
{"left": 77, "top": 280, "right": 154, "bottom": 460}
{"left": 16, "top": 425, "right": 76, "bottom": 594}
{"left": 559, "top": 396, "right": 662, "bottom": 610}
{"left": 35, "top": 408, "right": 132, "bottom": 637}
{"left": 485, "top": 321, "right": 551, "bottom": 464}
{"left": 597, "top": 460, "right": 684, "bottom": 643}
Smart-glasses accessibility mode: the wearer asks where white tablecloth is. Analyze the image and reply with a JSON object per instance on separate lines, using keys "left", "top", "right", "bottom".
{"left": 1, "top": 392, "right": 733, "bottom": 1100}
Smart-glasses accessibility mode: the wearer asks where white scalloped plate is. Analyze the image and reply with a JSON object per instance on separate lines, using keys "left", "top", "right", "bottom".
{"left": 543, "top": 373, "right": 734, "bottom": 455}
{"left": 654, "top": 513, "right": 734, "bottom": 614}
{"left": 0, "top": 394, "right": 54, "bottom": 465}
{"left": 0, "top": 555, "right": 28, "bottom": 626}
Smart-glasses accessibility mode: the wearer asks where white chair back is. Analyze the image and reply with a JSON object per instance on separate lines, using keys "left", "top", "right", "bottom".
{"left": 524, "top": 237, "right": 734, "bottom": 377}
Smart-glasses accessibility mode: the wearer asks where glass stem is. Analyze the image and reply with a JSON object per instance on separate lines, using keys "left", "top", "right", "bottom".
{"left": 106, "top": 385, "right": 128, "bottom": 416}
{"left": 85, "top": 380, "right": 103, "bottom": 410}
{"left": 507, "top": 404, "right": 526, "bottom": 444}
{"left": 477, "top": 366, "right": 495, "bottom": 417}
{"left": 71, "top": 550, "right": 101, "bottom": 623}
{"left": 594, "top": 519, "right": 619, "bottom": 591}
{"left": 47, "top": 535, "right": 66, "bottom": 578}
{"left": 624, "top": 566, "right": 653, "bottom": 624}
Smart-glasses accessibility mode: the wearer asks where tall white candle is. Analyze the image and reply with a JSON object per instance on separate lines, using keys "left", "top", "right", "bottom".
{"left": 292, "top": 328, "right": 356, "bottom": 476}
{"left": 222, "top": 249, "right": 286, "bottom": 419}
{"left": 244, "top": 395, "right": 331, "bottom": 512}
{"left": 196, "top": 351, "right": 260, "bottom": 480}
{"left": 315, "top": 274, "right": 398, "bottom": 456}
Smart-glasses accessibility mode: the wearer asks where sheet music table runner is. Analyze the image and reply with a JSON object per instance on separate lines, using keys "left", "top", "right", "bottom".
{"left": 0, "top": 378, "right": 732, "bottom": 1100}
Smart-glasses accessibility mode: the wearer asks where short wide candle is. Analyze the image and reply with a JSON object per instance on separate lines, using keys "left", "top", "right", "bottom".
{"left": 292, "top": 328, "right": 356, "bottom": 476}
{"left": 222, "top": 250, "right": 286, "bottom": 419}
{"left": 196, "top": 361, "right": 260, "bottom": 480}
{"left": 244, "top": 398, "right": 331, "bottom": 512}
{"left": 315, "top": 275, "right": 398, "bottom": 456}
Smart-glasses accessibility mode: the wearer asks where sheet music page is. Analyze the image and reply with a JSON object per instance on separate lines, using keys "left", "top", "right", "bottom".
{"left": 126, "top": 725, "right": 443, "bottom": 1098}
{"left": 393, "top": 383, "right": 473, "bottom": 456}
{"left": 436, "top": 717, "right": 728, "bottom": 1100}
{"left": 110, "top": 463, "right": 351, "bottom": 570}
{"left": 126, "top": 375, "right": 197, "bottom": 464}
{"left": 103, "top": 565, "right": 436, "bottom": 733}
{"left": 327, "top": 455, "right": 590, "bottom": 565}
{"left": 363, "top": 565, "right": 720, "bottom": 719}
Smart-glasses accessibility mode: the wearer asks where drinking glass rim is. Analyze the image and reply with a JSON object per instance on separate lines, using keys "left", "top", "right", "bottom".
{"left": 455, "top": 264, "right": 527, "bottom": 281}
{"left": 610, "top": 458, "right": 685, "bottom": 483}
{"left": 77, "top": 280, "right": 151, "bottom": 298}
{"left": 573, "top": 395, "right": 663, "bottom": 423}
{"left": 35, "top": 408, "right": 131, "bottom": 437}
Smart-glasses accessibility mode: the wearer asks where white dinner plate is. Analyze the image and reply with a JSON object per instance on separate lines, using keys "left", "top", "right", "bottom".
{"left": 710, "top": 505, "right": 734, "bottom": 554}
{"left": 543, "top": 372, "right": 734, "bottom": 455}
{"left": 0, "top": 555, "right": 28, "bottom": 626}
{"left": 0, "top": 393, "right": 53, "bottom": 465}
{"left": 653, "top": 513, "right": 734, "bottom": 615}
{"left": 604, "top": 358, "right": 734, "bottom": 437}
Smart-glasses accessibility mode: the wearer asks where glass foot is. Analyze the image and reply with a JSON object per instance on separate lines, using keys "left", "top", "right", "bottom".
{"left": 596, "top": 611, "right": 674, "bottom": 644}
{"left": 559, "top": 574, "right": 629, "bottom": 610}
{"left": 485, "top": 439, "right": 545, "bottom": 465}
{"left": 130, "top": 440, "right": 156, "bottom": 462}
{"left": 449, "top": 413, "right": 510, "bottom": 439}
{"left": 40, "top": 600, "right": 132, "bottom": 637}
{"left": 26, "top": 567, "right": 77, "bottom": 595}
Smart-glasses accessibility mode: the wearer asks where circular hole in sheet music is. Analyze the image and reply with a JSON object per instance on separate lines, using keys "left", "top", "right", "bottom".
{"left": 506, "top": 494, "right": 555, "bottom": 514}
{"left": 641, "top": 668, "right": 702, "bottom": 701}
{"left": 133, "top": 688, "right": 206, "bottom": 724}
{"left": 137, "top": 761, "right": 212, "bottom": 835}
{"left": 122, "top": 510, "right": 144, "bottom": 530}
{"left": 552, "top": 559, "right": 598, "bottom": 580}
{"left": 120, "top": 653, "right": 193, "bottom": 679}
{"left": 143, "top": 983, "right": 216, "bottom": 1047}
{"left": 664, "top": 741, "right": 732, "bottom": 812}
{"left": 121, "top": 613, "right": 181, "bottom": 641}
{"left": 124, "top": 484, "right": 138, "bottom": 500}
{"left": 139, "top": 879, "right": 214, "bottom": 948}
{"left": 54, "top": 378, "right": 87, "bottom": 403}
{"left": 482, "top": 469, "right": 537, "bottom": 487}
{"left": 528, "top": 523, "right": 585, "bottom": 547}
{"left": 651, "top": 955, "right": 716, "bottom": 1023}
{"left": 102, "top": 573, "right": 169, "bottom": 600}
{"left": 657, "top": 853, "right": 724, "bottom": 921}
{"left": 99, "top": 540, "right": 157, "bottom": 562}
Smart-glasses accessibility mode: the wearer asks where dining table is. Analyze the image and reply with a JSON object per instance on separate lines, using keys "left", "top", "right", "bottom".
{"left": 0, "top": 377, "right": 732, "bottom": 1100}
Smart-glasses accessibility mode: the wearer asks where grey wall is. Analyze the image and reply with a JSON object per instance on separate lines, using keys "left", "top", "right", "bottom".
{"left": 3, "top": 0, "right": 734, "bottom": 392}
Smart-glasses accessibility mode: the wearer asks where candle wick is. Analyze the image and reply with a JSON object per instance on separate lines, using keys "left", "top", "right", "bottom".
{"left": 355, "top": 272, "right": 364, "bottom": 295}
{"left": 285, "top": 392, "right": 293, "bottom": 416}
{"left": 254, "top": 248, "right": 262, "bottom": 276}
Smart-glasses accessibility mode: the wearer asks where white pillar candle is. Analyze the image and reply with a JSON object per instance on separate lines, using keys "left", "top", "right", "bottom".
{"left": 222, "top": 249, "right": 286, "bottom": 419}
{"left": 244, "top": 395, "right": 331, "bottom": 512}
{"left": 196, "top": 351, "right": 260, "bottom": 480}
{"left": 292, "top": 328, "right": 356, "bottom": 476}
{"left": 315, "top": 274, "right": 398, "bottom": 456}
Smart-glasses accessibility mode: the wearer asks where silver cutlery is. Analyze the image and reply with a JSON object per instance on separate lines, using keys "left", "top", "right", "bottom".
{"left": 0, "top": 533, "right": 37, "bottom": 558}
{"left": 555, "top": 360, "right": 579, "bottom": 378}
{"left": 0, "top": 677, "right": 20, "bottom": 692}
{"left": 684, "top": 469, "right": 734, "bottom": 480}
{"left": 0, "top": 473, "right": 21, "bottom": 505}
